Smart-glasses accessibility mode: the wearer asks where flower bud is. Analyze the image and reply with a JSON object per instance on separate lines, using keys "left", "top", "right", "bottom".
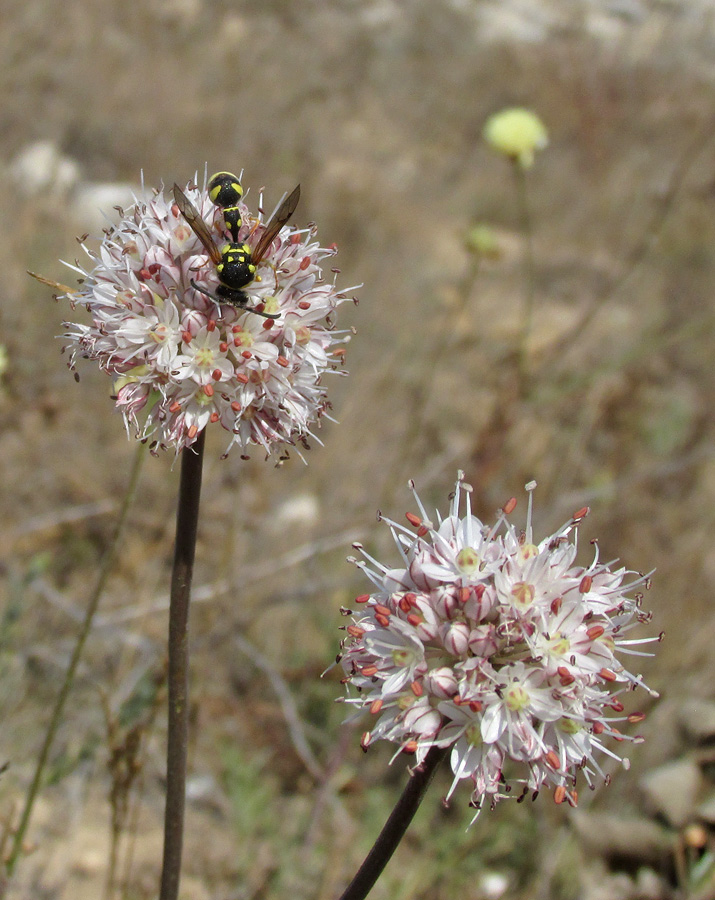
{"left": 483, "top": 107, "right": 548, "bottom": 169}
{"left": 424, "top": 666, "right": 458, "bottom": 699}
{"left": 441, "top": 621, "right": 470, "bottom": 657}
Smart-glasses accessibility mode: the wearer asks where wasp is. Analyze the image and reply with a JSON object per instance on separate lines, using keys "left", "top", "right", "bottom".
{"left": 173, "top": 172, "right": 301, "bottom": 320}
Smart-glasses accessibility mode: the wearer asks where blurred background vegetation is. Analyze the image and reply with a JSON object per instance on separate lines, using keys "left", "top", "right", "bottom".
{"left": 2, "top": 0, "right": 715, "bottom": 897}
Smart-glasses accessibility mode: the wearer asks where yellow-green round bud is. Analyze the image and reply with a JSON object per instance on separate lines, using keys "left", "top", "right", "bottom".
{"left": 465, "top": 224, "right": 500, "bottom": 258}
{"left": 483, "top": 107, "right": 548, "bottom": 169}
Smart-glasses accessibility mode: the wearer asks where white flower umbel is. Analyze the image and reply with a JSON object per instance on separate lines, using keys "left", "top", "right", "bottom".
{"left": 337, "top": 473, "right": 659, "bottom": 815}
{"left": 59, "top": 173, "right": 355, "bottom": 457}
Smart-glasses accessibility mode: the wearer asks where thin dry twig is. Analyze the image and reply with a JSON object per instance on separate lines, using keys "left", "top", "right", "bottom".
{"left": 234, "top": 633, "right": 325, "bottom": 781}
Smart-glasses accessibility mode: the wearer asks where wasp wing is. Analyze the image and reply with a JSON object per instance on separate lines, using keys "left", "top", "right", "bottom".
{"left": 173, "top": 183, "right": 222, "bottom": 266}
{"left": 251, "top": 184, "right": 301, "bottom": 266}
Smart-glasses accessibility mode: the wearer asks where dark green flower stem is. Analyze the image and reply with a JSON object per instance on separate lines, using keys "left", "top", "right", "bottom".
{"left": 159, "top": 429, "right": 206, "bottom": 900}
{"left": 338, "top": 746, "right": 448, "bottom": 900}
{"left": 6, "top": 441, "right": 147, "bottom": 877}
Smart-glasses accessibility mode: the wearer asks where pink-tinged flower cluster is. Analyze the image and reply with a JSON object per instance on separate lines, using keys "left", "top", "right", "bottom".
{"left": 60, "top": 174, "right": 355, "bottom": 457}
{"left": 337, "top": 473, "right": 659, "bottom": 816}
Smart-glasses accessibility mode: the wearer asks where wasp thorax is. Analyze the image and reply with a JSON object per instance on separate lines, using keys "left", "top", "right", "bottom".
{"left": 217, "top": 242, "right": 255, "bottom": 290}
{"left": 208, "top": 171, "right": 244, "bottom": 208}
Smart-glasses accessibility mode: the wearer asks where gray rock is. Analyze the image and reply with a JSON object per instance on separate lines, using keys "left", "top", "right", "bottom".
{"left": 639, "top": 758, "right": 702, "bottom": 827}
{"left": 571, "top": 810, "right": 673, "bottom": 865}
{"left": 678, "top": 699, "right": 715, "bottom": 744}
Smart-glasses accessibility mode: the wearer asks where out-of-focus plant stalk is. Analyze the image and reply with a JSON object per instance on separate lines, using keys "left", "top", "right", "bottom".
{"left": 6, "top": 441, "right": 147, "bottom": 877}
{"left": 159, "top": 429, "right": 205, "bottom": 900}
{"left": 513, "top": 160, "right": 536, "bottom": 397}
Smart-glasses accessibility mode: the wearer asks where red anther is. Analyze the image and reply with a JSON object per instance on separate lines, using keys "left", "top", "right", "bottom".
{"left": 374, "top": 604, "right": 391, "bottom": 618}
{"left": 554, "top": 786, "right": 566, "bottom": 804}
{"left": 375, "top": 613, "right": 390, "bottom": 627}
{"left": 290, "top": 233, "right": 302, "bottom": 244}
{"left": 300, "top": 256, "right": 311, "bottom": 270}
{"left": 468, "top": 700, "right": 482, "bottom": 712}
{"left": 182, "top": 330, "right": 192, "bottom": 343}
{"left": 210, "top": 412, "right": 219, "bottom": 423}
{"left": 568, "top": 790, "right": 578, "bottom": 807}
{"left": 611, "top": 728, "right": 624, "bottom": 743}
{"left": 231, "top": 401, "right": 241, "bottom": 412}
{"left": 573, "top": 506, "right": 589, "bottom": 521}
{"left": 187, "top": 425, "right": 198, "bottom": 439}
{"left": 628, "top": 711, "right": 646, "bottom": 724}
{"left": 403, "top": 592, "right": 417, "bottom": 606}
{"left": 459, "top": 587, "right": 470, "bottom": 603}
{"left": 262, "top": 319, "right": 274, "bottom": 330}
{"left": 347, "top": 625, "right": 365, "bottom": 638}
{"left": 474, "top": 584, "right": 486, "bottom": 599}
{"left": 403, "top": 741, "right": 418, "bottom": 754}
{"left": 410, "top": 681, "right": 423, "bottom": 697}
{"left": 298, "top": 300, "right": 311, "bottom": 309}
{"left": 232, "top": 325, "right": 242, "bottom": 333}
{"left": 202, "top": 384, "right": 214, "bottom": 397}
{"left": 277, "top": 356, "right": 289, "bottom": 367}
{"left": 406, "top": 512, "right": 422, "bottom": 528}
{"left": 169, "top": 401, "right": 181, "bottom": 413}
{"left": 370, "top": 699, "right": 383, "bottom": 715}
{"left": 211, "top": 368, "right": 222, "bottom": 381}
{"left": 361, "top": 665, "right": 378, "bottom": 677}
{"left": 398, "top": 595, "right": 412, "bottom": 612}
{"left": 579, "top": 575, "right": 593, "bottom": 594}
{"left": 417, "top": 526, "right": 429, "bottom": 537}
{"left": 610, "top": 700, "right": 624, "bottom": 712}
{"left": 586, "top": 625, "right": 605, "bottom": 640}
{"left": 236, "top": 373, "right": 249, "bottom": 384}
{"left": 360, "top": 732, "right": 371, "bottom": 751}
{"left": 599, "top": 668, "right": 617, "bottom": 682}
{"left": 139, "top": 268, "right": 152, "bottom": 281}
{"left": 171, "top": 202, "right": 180, "bottom": 216}
{"left": 332, "top": 348, "right": 347, "bottom": 358}
{"left": 147, "top": 263, "right": 160, "bottom": 275}
{"left": 544, "top": 751, "right": 560, "bottom": 769}
{"left": 355, "top": 594, "right": 370, "bottom": 604}
{"left": 241, "top": 350, "right": 252, "bottom": 358}
{"left": 406, "top": 614, "right": 422, "bottom": 627}
{"left": 328, "top": 242, "right": 338, "bottom": 251}
{"left": 219, "top": 342, "right": 229, "bottom": 353}
{"left": 551, "top": 596, "right": 563, "bottom": 614}
{"left": 503, "top": 497, "right": 517, "bottom": 515}
{"left": 557, "top": 666, "right": 574, "bottom": 686}
{"left": 592, "top": 721, "right": 605, "bottom": 734}
{"left": 207, "top": 319, "right": 217, "bottom": 332}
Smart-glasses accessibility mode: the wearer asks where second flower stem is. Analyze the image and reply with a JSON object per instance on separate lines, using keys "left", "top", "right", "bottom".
{"left": 338, "top": 746, "right": 447, "bottom": 900}
{"left": 159, "top": 429, "right": 206, "bottom": 900}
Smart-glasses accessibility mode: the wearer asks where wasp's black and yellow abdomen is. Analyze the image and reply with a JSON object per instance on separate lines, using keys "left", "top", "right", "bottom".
{"left": 208, "top": 172, "right": 244, "bottom": 209}
{"left": 216, "top": 242, "right": 256, "bottom": 291}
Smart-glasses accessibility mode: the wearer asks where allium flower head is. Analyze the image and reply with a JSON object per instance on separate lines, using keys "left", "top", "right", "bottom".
{"left": 483, "top": 107, "right": 548, "bottom": 169}
{"left": 58, "top": 172, "right": 355, "bottom": 457}
{"left": 337, "top": 473, "right": 659, "bottom": 816}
